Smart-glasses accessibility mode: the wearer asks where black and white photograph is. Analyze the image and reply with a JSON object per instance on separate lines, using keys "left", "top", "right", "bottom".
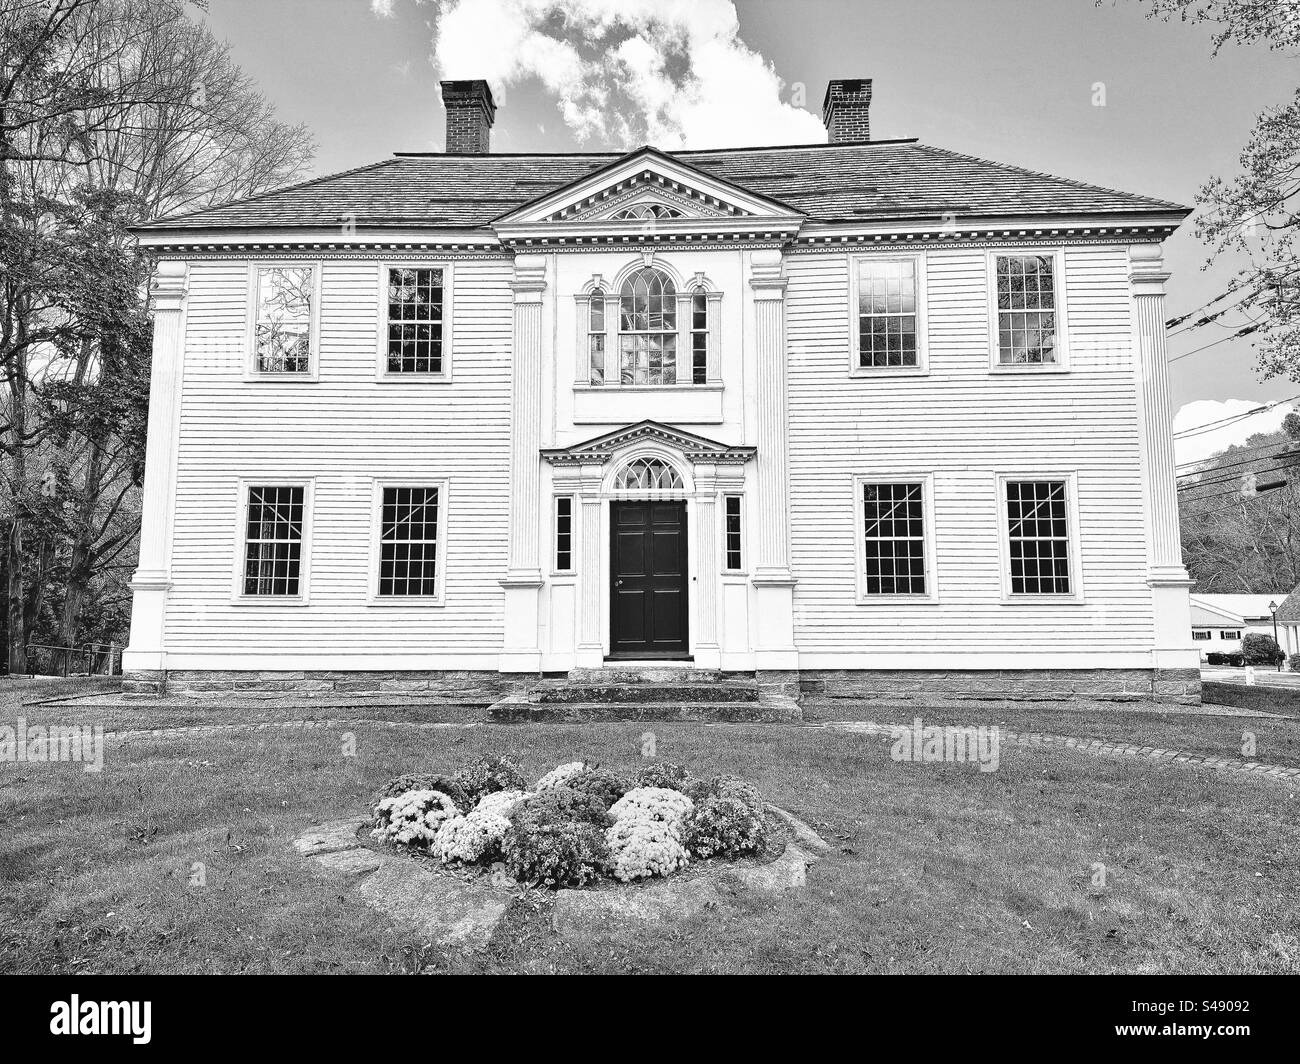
{"left": 1, "top": 0, "right": 1297, "bottom": 1040}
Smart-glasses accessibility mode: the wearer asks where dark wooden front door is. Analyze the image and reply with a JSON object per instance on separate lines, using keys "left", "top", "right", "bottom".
{"left": 610, "top": 501, "right": 689, "bottom": 658}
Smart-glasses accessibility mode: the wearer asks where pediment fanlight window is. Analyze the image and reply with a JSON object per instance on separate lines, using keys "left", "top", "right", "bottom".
{"left": 575, "top": 259, "right": 722, "bottom": 389}
{"left": 546, "top": 169, "right": 751, "bottom": 223}
{"left": 610, "top": 204, "right": 684, "bottom": 220}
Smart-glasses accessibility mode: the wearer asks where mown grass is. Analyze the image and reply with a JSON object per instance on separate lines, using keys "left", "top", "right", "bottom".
{"left": 3, "top": 685, "right": 1298, "bottom": 972}
{"left": 804, "top": 699, "right": 1300, "bottom": 771}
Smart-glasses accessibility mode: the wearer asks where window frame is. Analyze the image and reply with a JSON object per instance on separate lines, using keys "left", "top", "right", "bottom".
{"left": 852, "top": 473, "right": 938, "bottom": 604}
{"left": 1192, "top": 630, "right": 1213, "bottom": 641}
{"left": 375, "top": 262, "right": 453, "bottom": 383}
{"left": 1219, "top": 629, "right": 1242, "bottom": 640}
{"left": 553, "top": 494, "right": 576, "bottom": 576}
{"left": 995, "top": 472, "right": 1083, "bottom": 603}
{"left": 366, "top": 478, "right": 450, "bottom": 606}
{"left": 848, "top": 251, "right": 928, "bottom": 378}
{"left": 986, "top": 247, "right": 1070, "bottom": 374}
{"left": 230, "top": 478, "right": 315, "bottom": 605}
{"left": 723, "top": 493, "right": 744, "bottom": 574}
{"left": 245, "top": 262, "right": 322, "bottom": 383}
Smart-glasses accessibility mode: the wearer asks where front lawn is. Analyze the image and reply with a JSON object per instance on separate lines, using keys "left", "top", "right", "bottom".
{"left": 1, "top": 689, "right": 1297, "bottom": 973}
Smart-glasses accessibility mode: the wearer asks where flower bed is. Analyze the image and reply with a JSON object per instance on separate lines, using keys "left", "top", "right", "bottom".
{"left": 369, "top": 756, "right": 774, "bottom": 889}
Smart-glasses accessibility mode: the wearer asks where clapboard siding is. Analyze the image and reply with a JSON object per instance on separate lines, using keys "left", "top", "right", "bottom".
{"left": 165, "top": 256, "right": 513, "bottom": 654}
{"left": 785, "top": 244, "right": 1153, "bottom": 653}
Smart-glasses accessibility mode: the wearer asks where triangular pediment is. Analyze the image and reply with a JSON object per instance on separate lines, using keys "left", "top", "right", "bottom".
{"left": 493, "top": 146, "right": 803, "bottom": 234}
{"left": 540, "top": 420, "right": 756, "bottom": 466}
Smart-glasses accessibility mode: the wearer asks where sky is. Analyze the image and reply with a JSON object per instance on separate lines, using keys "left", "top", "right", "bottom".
{"left": 198, "top": 0, "right": 1299, "bottom": 458}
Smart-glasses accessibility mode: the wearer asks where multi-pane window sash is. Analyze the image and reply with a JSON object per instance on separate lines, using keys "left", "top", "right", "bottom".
{"left": 996, "top": 255, "right": 1057, "bottom": 364}
{"left": 691, "top": 291, "right": 708, "bottom": 384}
{"left": 255, "top": 267, "right": 312, "bottom": 373}
{"left": 619, "top": 267, "right": 676, "bottom": 385}
{"left": 588, "top": 292, "right": 606, "bottom": 385}
{"left": 555, "top": 496, "right": 573, "bottom": 571}
{"left": 862, "top": 482, "right": 926, "bottom": 594}
{"left": 386, "top": 268, "right": 444, "bottom": 374}
{"left": 1192, "top": 630, "right": 1212, "bottom": 641}
{"left": 858, "top": 260, "right": 918, "bottom": 368}
{"left": 724, "top": 495, "right": 742, "bottom": 570}
{"left": 379, "top": 487, "right": 440, "bottom": 596}
{"left": 243, "top": 486, "right": 305, "bottom": 596}
{"left": 1005, "top": 480, "right": 1071, "bottom": 594}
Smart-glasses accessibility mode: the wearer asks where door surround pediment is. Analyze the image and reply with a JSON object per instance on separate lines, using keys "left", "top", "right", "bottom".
{"left": 540, "top": 420, "right": 755, "bottom": 469}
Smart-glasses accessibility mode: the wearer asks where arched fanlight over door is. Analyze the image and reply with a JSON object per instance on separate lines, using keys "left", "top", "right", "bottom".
{"left": 614, "top": 456, "right": 684, "bottom": 491}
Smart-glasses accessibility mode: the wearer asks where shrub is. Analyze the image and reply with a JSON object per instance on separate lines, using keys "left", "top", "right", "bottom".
{"left": 504, "top": 797, "right": 610, "bottom": 887}
{"left": 609, "top": 786, "right": 694, "bottom": 831}
{"left": 1206, "top": 652, "right": 1226, "bottom": 666}
{"left": 686, "top": 796, "right": 766, "bottom": 859}
{"left": 1289, "top": 653, "right": 1300, "bottom": 673}
{"left": 372, "top": 789, "right": 460, "bottom": 849}
{"left": 683, "top": 775, "right": 766, "bottom": 859}
{"left": 606, "top": 820, "right": 690, "bottom": 881}
{"left": 375, "top": 773, "right": 468, "bottom": 808}
{"left": 432, "top": 790, "right": 529, "bottom": 865}
{"left": 1243, "top": 632, "right": 1283, "bottom": 666}
{"left": 515, "top": 786, "right": 610, "bottom": 828}
{"left": 565, "top": 768, "right": 633, "bottom": 810}
{"left": 455, "top": 755, "right": 527, "bottom": 804}
{"left": 535, "top": 761, "right": 586, "bottom": 790}
{"left": 635, "top": 760, "right": 690, "bottom": 791}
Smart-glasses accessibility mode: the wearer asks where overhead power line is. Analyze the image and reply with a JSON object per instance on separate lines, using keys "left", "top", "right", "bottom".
{"left": 1173, "top": 393, "right": 1300, "bottom": 440}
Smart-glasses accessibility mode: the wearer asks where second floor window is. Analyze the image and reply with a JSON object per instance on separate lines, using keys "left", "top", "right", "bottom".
{"left": 995, "top": 254, "right": 1058, "bottom": 365}
{"left": 588, "top": 292, "right": 606, "bottom": 385}
{"left": 858, "top": 259, "right": 918, "bottom": 368}
{"left": 386, "top": 267, "right": 444, "bottom": 374}
{"left": 619, "top": 267, "right": 676, "bottom": 385}
{"left": 254, "top": 266, "right": 313, "bottom": 373}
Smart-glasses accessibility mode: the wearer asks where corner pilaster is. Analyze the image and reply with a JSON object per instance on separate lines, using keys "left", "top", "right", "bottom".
{"left": 123, "top": 260, "right": 188, "bottom": 673}
{"left": 1130, "top": 243, "right": 1197, "bottom": 670}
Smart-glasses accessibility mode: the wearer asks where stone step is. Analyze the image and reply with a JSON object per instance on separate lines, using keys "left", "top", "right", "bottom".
{"left": 531, "top": 682, "right": 757, "bottom": 705}
{"left": 489, "top": 698, "right": 800, "bottom": 724}
{"left": 567, "top": 667, "right": 729, "bottom": 685}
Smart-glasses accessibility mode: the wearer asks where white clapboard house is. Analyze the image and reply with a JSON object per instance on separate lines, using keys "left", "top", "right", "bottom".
{"left": 123, "top": 78, "right": 1200, "bottom": 703}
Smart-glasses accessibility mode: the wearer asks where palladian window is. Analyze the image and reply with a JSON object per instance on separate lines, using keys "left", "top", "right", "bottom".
{"left": 619, "top": 267, "right": 677, "bottom": 385}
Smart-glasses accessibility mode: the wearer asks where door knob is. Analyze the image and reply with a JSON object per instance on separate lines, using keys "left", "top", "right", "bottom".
{"left": 615, "top": 579, "right": 624, "bottom": 587}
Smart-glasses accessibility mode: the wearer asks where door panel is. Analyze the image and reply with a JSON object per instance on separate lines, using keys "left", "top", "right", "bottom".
{"left": 610, "top": 501, "right": 688, "bottom": 657}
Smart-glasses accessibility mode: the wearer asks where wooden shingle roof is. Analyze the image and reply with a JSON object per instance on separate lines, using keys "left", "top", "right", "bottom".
{"left": 136, "top": 139, "right": 1187, "bottom": 232}
{"left": 1277, "top": 584, "right": 1300, "bottom": 626}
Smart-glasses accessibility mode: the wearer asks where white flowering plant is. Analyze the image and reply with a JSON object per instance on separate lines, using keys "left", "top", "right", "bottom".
{"left": 535, "top": 761, "right": 586, "bottom": 790}
{"left": 608, "top": 787, "right": 694, "bottom": 834}
{"left": 433, "top": 789, "right": 530, "bottom": 864}
{"left": 606, "top": 820, "right": 690, "bottom": 881}
{"left": 371, "top": 789, "right": 460, "bottom": 849}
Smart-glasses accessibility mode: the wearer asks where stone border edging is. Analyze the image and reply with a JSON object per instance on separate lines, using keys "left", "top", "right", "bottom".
{"left": 822, "top": 720, "right": 1300, "bottom": 786}
{"left": 293, "top": 805, "right": 829, "bottom": 950}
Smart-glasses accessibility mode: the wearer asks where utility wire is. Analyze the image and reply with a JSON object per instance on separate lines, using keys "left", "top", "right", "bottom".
{"left": 1173, "top": 393, "right": 1300, "bottom": 440}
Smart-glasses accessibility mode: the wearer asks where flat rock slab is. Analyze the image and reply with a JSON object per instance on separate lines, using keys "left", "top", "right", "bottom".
{"left": 357, "top": 862, "right": 510, "bottom": 949}
{"left": 293, "top": 817, "right": 369, "bottom": 856}
{"left": 294, "top": 817, "right": 509, "bottom": 950}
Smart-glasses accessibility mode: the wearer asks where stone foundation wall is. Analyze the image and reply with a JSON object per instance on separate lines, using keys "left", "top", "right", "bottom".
{"left": 123, "top": 666, "right": 1201, "bottom": 705}
{"left": 122, "top": 669, "right": 528, "bottom": 701}
{"left": 798, "top": 668, "right": 1201, "bottom": 706}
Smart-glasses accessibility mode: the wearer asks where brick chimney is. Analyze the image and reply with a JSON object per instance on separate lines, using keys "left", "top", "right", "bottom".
{"left": 822, "top": 79, "right": 872, "bottom": 143}
{"left": 440, "top": 79, "right": 496, "bottom": 153}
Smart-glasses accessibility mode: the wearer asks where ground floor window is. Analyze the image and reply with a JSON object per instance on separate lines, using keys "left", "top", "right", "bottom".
{"left": 1004, "top": 479, "right": 1072, "bottom": 595}
{"left": 555, "top": 496, "right": 574, "bottom": 572}
{"left": 724, "top": 494, "right": 743, "bottom": 571}
{"left": 1219, "top": 629, "right": 1242, "bottom": 640}
{"left": 1192, "top": 630, "right": 1212, "bottom": 641}
{"left": 242, "top": 485, "right": 305, "bottom": 597}
{"left": 378, "top": 486, "right": 440, "bottom": 597}
{"left": 860, "top": 481, "right": 927, "bottom": 595}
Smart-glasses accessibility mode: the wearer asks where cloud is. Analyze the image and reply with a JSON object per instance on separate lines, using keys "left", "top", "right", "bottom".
{"left": 1174, "top": 398, "right": 1297, "bottom": 468}
{"left": 375, "top": 0, "right": 825, "bottom": 148}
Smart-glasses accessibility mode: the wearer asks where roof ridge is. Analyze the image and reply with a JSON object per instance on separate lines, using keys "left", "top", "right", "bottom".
{"left": 389, "top": 138, "right": 922, "bottom": 159}
{"left": 140, "top": 157, "right": 402, "bottom": 228}
{"left": 912, "top": 142, "right": 1188, "bottom": 212}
